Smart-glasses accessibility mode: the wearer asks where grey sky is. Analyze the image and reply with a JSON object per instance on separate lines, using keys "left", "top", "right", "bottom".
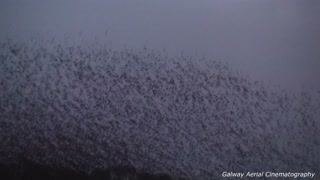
{"left": 1, "top": 0, "right": 319, "bottom": 91}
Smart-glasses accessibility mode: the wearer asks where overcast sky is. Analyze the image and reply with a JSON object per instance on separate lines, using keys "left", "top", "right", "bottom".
{"left": 1, "top": 0, "right": 319, "bottom": 91}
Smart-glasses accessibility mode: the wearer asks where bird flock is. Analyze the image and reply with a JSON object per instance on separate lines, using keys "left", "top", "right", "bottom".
{"left": 0, "top": 37, "right": 319, "bottom": 179}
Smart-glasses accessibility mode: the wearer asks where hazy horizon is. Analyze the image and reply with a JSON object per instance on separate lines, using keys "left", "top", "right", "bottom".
{"left": 1, "top": 0, "right": 319, "bottom": 91}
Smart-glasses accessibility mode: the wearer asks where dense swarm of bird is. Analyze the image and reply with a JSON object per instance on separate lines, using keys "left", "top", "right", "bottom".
{"left": 0, "top": 38, "right": 319, "bottom": 180}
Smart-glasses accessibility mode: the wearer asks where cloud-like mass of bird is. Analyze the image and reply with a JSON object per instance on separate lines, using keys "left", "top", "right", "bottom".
{"left": 0, "top": 37, "right": 319, "bottom": 179}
